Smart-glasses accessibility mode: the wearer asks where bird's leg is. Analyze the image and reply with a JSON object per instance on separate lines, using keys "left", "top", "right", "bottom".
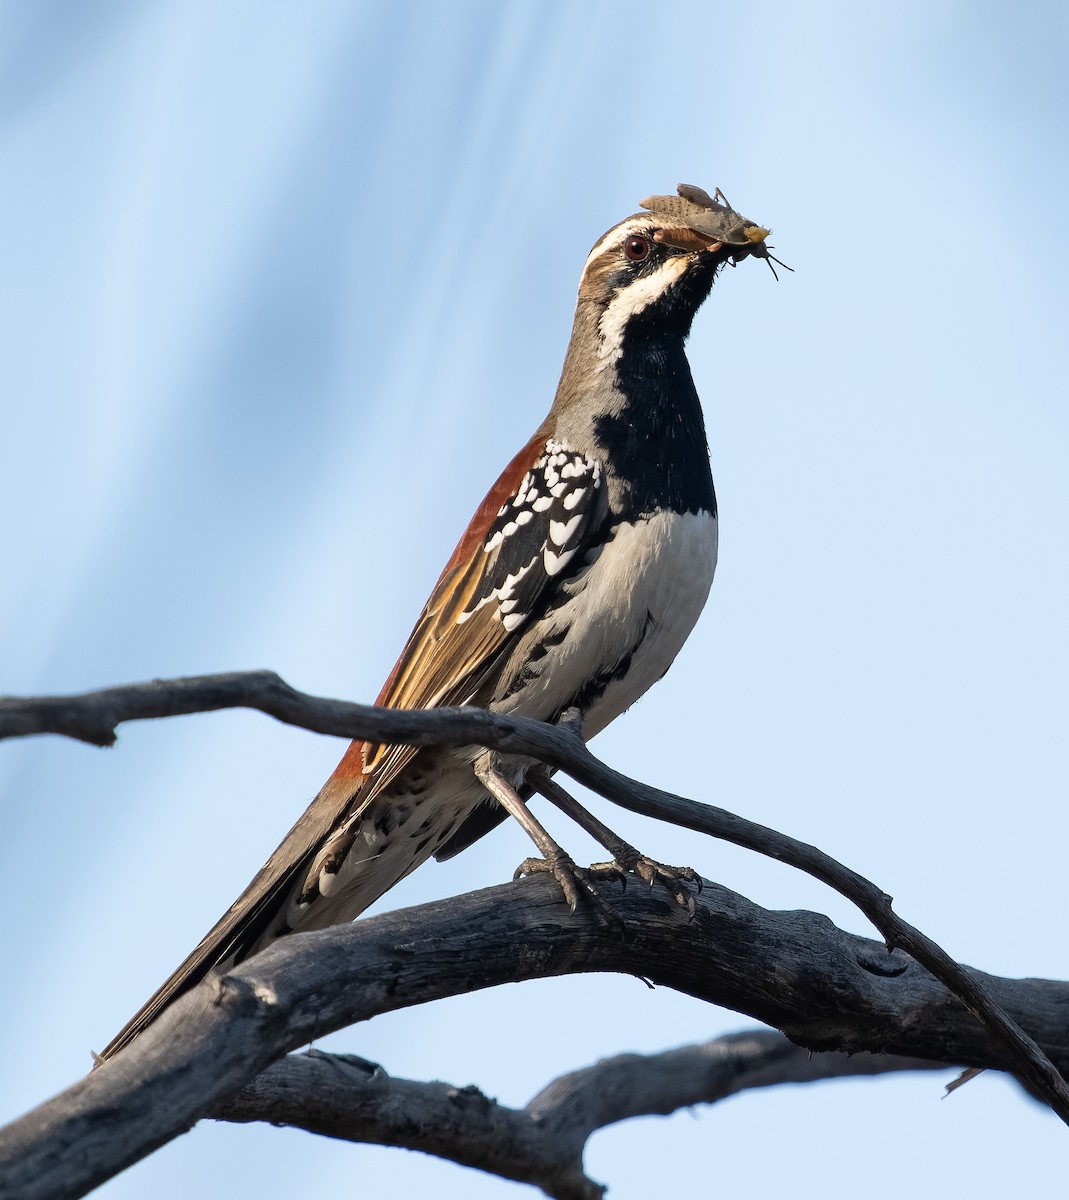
{"left": 529, "top": 708, "right": 701, "bottom": 916}
{"left": 530, "top": 771, "right": 701, "bottom": 916}
{"left": 472, "top": 750, "right": 621, "bottom": 926}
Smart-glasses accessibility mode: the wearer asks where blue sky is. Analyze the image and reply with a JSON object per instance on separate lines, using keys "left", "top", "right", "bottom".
{"left": 2, "top": 2, "right": 1068, "bottom": 1196}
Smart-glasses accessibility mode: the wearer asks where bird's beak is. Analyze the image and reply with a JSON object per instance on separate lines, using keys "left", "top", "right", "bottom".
{"left": 653, "top": 227, "right": 724, "bottom": 254}
{"left": 653, "top": 223, "right": 771, "bottom": 259}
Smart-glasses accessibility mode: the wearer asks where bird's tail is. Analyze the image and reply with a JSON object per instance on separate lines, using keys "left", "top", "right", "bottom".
{"left": 96, "top": 771, "right": 360, "bottom": 1063}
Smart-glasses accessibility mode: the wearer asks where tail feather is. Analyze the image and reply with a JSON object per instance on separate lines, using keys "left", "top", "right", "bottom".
{"left": 98, "top": 747, "right": 493, "bottom": 1061}
{"left": 97, "top": 777, "right": 356, "bottom": 1062}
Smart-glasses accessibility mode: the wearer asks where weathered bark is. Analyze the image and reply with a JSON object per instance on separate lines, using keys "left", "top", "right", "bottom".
{"left": 214, "top": 1033, "right": 947, "bottom": 1200}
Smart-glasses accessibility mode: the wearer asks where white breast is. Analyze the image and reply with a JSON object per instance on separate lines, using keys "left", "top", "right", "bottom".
{"left": 492, "top": 508, "right": 718, "bottom": 736}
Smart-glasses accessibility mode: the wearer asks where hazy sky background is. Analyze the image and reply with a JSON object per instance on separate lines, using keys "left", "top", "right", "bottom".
{"left": 3, "top": 1, "right": 1068, "bottom": 1195}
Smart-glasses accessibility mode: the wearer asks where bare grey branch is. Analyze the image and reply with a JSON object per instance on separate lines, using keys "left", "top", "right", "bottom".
{"left": 1, "top": 877, "right": 1066, "bottom": 1200}
{"left": 2, "top": 670, "right": 1065, "bottom": 1119}
{"left": 213, "top": 1033, "right": 948, "bottom": 1200}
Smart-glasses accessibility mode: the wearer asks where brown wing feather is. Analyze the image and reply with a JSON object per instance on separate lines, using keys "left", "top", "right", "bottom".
{"left": 359, "top": 433, "right": 548, "bottom": 775}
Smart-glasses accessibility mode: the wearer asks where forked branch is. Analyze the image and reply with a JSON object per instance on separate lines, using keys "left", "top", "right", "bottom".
{"left": 2, "top": 670, "right": 1065, "bottom": 1119}
{"left": 1, "top": 878, "right": 1064, "bottom": 1200}
{"left": 214, "top": 1033, "right": 949, "bottom": 1200}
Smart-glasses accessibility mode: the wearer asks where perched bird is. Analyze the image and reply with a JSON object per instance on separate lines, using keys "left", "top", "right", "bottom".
{"left": 100, "top": 185, "right": 772, "bottom": 1060}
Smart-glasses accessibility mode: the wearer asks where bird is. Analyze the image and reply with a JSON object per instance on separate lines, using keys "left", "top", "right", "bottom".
{"left": 99, "top": 184, "right": 772, "bottom": 1061}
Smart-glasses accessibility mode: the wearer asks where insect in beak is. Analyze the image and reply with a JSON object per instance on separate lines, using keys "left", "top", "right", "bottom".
{"left": 643, "top": 184, "right": 792, "bottom": 279}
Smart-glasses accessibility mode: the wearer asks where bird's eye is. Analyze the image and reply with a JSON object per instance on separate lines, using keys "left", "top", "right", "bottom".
{"left": 623, "top": 234, "right": 651, "bottom": 262}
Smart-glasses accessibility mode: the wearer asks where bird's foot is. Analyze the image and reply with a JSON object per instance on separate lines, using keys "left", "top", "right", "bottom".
{"left": 527, "top": 768, "right": 701, "bottom": 918}
{"left": 515, "top": 852, "right": 625, "bottom": 929}
{"left": 592, "top": 852, "right": 702, "bottom": 918}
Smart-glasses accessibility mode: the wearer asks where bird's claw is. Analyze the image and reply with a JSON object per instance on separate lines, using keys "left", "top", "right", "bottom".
{"left": 586, "top": 860, "right": 630, "bottom": 889}
{"left": 515, "top": 851, "right": 701, "bottom": 924}
{"left": 515, "top": 854, "right": 625, "bottom": 930}
{"left": 614, "top": 855, "right": 701, "bottom": 918}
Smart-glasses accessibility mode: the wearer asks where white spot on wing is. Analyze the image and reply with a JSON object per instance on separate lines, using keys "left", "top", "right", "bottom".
{"left": 499, "top": 561, "right": 534, "bottom": 596}
{"left": 550, "top": 514, "right": 582, "bottom": 546}
{"left": 544, "top": 546, "right": 575, "bottom": 576}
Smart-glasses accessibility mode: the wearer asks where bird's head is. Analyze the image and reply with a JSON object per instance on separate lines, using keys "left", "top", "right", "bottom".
{"left": 574, "top": 184, "right": 778, "bottom": 368}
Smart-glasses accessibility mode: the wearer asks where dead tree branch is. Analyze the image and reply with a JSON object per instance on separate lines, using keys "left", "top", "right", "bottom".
{"left": 213, "top": 1033, "right": 949, "bottom": 1200}
{"left": 1, "top": 877, "right": 1066, "bottom": 1200}
{"left": 2, "top": 671, "right": 1066, "bottom": 1120}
